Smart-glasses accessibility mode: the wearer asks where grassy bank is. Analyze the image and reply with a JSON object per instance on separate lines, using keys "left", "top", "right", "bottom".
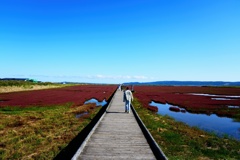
{"left": 0, "top": 103, "right": 101, "bottom": 159}
{"left": 0, "top": 80, "right": 74, "bottom": 93}
{"left": 133, "top": 99, "right": 240, "bottom": 160}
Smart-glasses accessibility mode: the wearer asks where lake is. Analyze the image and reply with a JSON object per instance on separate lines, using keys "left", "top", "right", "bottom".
{"left": 149, "top": 101, "right": 240, "bottom": 140}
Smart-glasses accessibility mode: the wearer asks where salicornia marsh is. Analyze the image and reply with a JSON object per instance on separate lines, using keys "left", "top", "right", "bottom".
{"left": 132, "top": 99, "right": 240, "bottom": 160}
{"left": 0, "top": 103, "right": 101, "bottom": 159}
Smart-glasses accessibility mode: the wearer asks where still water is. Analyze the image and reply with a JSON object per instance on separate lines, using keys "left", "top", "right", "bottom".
{"left": 76, "top": 99, "right": 107, "bottom": 118}
{"left": 84, "top": 98, "right": 107, "bottom": 106}
{"left": 76, "top": 112, "right": 88, "bottom": 118}
{"left": 149, "top": 101, "right": 240, "bottom": 140}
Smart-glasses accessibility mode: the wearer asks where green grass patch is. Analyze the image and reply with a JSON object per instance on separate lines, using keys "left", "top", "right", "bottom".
{"left": 0, "top": 80, "right": 76, "bottom": 93}
{"left": 133, "top": 99, "right": 240, "bottom": 160}
{"left": 0, "top": 103, "right": 101, "bottom": 159}
{"left": 0, "top": 105, "right": 70, "bottom": 114}
{"left": 0, "top": 80, "right": 55, "bottom": 87}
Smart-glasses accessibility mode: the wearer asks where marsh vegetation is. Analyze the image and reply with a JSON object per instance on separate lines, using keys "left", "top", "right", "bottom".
{"left": 133, "top": 99, "right": 240, "bottom": 160}
{"left": 0, "top": 103, "right": 101, "bottom": 159}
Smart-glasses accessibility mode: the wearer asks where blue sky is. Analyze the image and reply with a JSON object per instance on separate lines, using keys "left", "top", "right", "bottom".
{"left": 1, "top": 0, "right": 240, "bottom": 84}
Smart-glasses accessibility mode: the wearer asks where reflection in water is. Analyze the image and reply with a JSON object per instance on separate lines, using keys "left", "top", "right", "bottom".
{"left": 211, "top": 98, "right": 234, "bottom": 100}
{"left": 149, "top": 101, "right": 240, "bottom": 140}
{"left": 228, "top": 106, "right": 240, "bottom": 109}
{"left": 76, "top": 112, "right": 88, "bottom": 118}
{"left": 188, "top": 93, "right": 240, "bottom": 98}
{"left": 79, "top": 99, "right": 107, "bottom": 118}
{"left": 84, "top": 98, "right": 107, "bottom": 106}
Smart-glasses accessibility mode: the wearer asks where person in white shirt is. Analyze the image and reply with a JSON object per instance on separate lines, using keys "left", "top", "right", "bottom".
{"left": 123, "top": 87, "right": 134, "bottom": 113}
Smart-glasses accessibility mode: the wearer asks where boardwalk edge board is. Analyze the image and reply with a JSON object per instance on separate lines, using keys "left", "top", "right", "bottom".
{"left": 53, "top": 89, "right": 117, "bottom": 160}
{"left": 71, "top": 94, "right": 115, "bottom": 160}
{"left": 131, "top": 104, "right": 168, "bottom": 160}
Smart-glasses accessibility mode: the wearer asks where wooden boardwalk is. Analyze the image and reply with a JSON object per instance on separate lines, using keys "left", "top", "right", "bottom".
{"left": 72, "top": 90, "right": 161, "bottom": 160}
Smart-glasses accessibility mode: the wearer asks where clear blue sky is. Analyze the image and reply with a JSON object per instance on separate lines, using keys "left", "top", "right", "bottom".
{"left": 1, "top": 0, "right": 240, "bottom": 84}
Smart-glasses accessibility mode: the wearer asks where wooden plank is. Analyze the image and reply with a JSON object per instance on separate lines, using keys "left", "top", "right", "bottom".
{"left": 73, "top": 90, "right": 156, "bottom": 160}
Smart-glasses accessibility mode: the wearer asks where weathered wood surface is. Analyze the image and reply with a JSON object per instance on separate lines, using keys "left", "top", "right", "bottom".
{"left": 73, "top": 90, "right": 156, "bottom": 160}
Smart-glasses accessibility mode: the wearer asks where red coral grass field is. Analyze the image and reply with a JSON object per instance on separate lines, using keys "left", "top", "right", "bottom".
{"left": 0, "top": 85, "right": 117, "bottom": 107}
{"left": 0, "top": 84, "right": 117, "bottom": 159}
{"left": 133, "top": 86, "right": 240, "bottom": 119}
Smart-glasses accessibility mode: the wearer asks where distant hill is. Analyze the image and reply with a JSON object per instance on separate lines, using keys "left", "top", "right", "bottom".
{"left": 123, "top": 81, "right": 240, "bottom": 86}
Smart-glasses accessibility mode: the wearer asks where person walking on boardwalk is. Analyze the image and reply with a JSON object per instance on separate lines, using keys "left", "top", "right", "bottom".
{"left": 123, "top": 87, "right": 134, "bottom": 113}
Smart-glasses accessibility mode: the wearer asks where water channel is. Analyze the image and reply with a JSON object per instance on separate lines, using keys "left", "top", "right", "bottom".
{"left": 84, "top": 98, "right": 107, "bottom": 106}
{"left": 149, "top": 101, "right": 240, "bottom": 140}
{"left": 76, "top": 99, "right": 107, "bottom": 118}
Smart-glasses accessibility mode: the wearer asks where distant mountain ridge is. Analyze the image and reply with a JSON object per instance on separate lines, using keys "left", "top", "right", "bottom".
{"left": 123, "top": 81, "right": 240, "bottom": 86}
